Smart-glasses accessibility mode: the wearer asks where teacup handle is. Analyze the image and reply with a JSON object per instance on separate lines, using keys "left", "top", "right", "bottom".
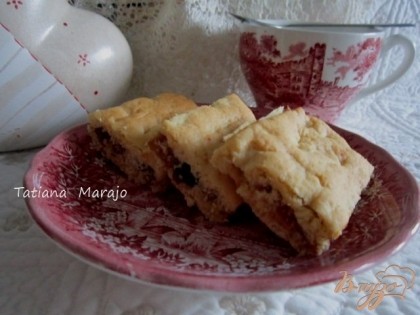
{"left": 353, "top": 34, "right": 415, "bottom": 102}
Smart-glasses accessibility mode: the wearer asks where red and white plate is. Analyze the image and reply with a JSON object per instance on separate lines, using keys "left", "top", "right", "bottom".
{"left": 24, "top": 122, "right": 419, "bottom": 292}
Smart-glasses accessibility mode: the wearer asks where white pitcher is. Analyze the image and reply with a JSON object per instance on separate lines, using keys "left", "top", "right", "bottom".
{"left": 0, "top": 0, "right": 133, "bottom": 151}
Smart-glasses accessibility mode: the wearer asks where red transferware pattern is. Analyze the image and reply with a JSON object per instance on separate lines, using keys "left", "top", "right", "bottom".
{"left": 240, "top": 32, "right": 382, "bottom": 122}
{"left": 24, "top": 120, "right": 419, "bottom": 292}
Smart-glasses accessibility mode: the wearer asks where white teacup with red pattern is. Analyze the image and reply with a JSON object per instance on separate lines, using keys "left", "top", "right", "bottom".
{"left": 239, "top": 23, "right": 415, "bottom": 122}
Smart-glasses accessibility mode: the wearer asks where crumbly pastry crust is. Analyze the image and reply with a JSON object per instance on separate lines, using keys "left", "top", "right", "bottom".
{"left": 156, "top": 94, "right": 256, "bottom": 222}
{"left": 211, "top": 107, "right": 374, "bottom": 254}
{"left": 88, "top": 93, "right": 197, "bottom": 188}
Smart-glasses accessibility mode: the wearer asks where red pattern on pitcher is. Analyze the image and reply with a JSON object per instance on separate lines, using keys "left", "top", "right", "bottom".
{"left": 6, "top": 0, "right": 23, "bottom": 9}
{"left": 77, "top": 53, "right": 90, "bottom": 66}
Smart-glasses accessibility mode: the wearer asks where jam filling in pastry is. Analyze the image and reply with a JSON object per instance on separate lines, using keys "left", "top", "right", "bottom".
{"left": 152, "top": 94, "right": 256, "bottom": 222}
{"left": 211, "top": 107, "right": 374, "bottom": 255}
{"left": 88, "top": 93, "right": 197, "bottom": 190}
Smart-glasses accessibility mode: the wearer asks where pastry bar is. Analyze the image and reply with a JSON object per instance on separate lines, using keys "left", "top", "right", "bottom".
{"left": 88, "top": 93, "right": 197, "bottom": 189}
{"left": 151, "top": 94, "right": 256, "bottom": 222}
{"left": 211, "top": 107, "right": 374, "bottom": 255}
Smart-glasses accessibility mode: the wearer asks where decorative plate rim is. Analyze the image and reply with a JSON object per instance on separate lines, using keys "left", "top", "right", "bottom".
{"left": 23, "top": 123, "right": 420, "bottom": 293}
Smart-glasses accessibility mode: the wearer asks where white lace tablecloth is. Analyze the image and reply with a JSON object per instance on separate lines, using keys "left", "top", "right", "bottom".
{"left": 1, "top": 1, "right": 419, "bottom": 314}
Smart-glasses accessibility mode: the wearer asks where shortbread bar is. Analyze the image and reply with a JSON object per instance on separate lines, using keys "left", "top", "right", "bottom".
{"left": 88, "top": 93, "right": 197, "bottom": 189}
{"left": 211, "top": 107, "right": 374, "bottom": 254}
{"left": 151, "top": 94, "right": 256, "bottom": 222}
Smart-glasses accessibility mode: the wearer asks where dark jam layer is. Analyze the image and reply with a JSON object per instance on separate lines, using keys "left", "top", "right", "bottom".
{"left": 255, "top": 183, "right": 297, "bottom": 227}
{"left": 151, "top": 135, "right": 198, "bottom": 187}
{"left": 173, "top": 162, "right": 197, "bottom": 187}
{"left": 95, "top": 127, "right": 111, "bottom": 142}
{"left": 94, "top": 128, "right": 125, "bottom": 154}
{"left": 137, "top": 162, "right": 155, "bottom": 183}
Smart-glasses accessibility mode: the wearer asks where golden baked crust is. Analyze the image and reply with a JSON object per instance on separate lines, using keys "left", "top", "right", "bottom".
{"left": 211, "top": 107, "right": 374, "bottom": 254}
{"left": 88, "top": 93, "right": 197, "bottom": 188}
{"left": 154, "top": 94, "right": 256, "bottom": 222}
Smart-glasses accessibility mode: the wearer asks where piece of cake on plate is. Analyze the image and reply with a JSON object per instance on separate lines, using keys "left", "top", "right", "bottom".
{"left": 211, "top": 107, "right": 374, "bottom": 255}
{"left": 150, "top": 94, "right": 256, "bottom": 222}
{"left": 88, "top": 93, "right": 197, "bottom": 189}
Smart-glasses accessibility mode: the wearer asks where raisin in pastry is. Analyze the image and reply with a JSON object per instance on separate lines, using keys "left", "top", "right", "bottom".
{"left": 211, "top": 107, "right": 374, "bottom": 255}
{"left": 151, "top": 94, "right": 256, "bottom": 222}
{"left": 88, "top": 93, "right": 197, "bottom": 189}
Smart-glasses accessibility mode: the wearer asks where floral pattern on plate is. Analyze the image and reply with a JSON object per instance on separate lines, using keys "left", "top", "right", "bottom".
{"left": 24, "top": 121, "right": 419, "bottom": 292}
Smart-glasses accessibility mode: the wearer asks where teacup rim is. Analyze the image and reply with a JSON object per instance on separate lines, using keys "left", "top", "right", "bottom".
{"left": 240, "top": 22, "right": 385, "bottom": 36}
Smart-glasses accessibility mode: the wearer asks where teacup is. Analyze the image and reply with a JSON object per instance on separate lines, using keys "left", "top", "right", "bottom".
{"left": 239, "top": 22, "right": 415, "bottom": 122}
